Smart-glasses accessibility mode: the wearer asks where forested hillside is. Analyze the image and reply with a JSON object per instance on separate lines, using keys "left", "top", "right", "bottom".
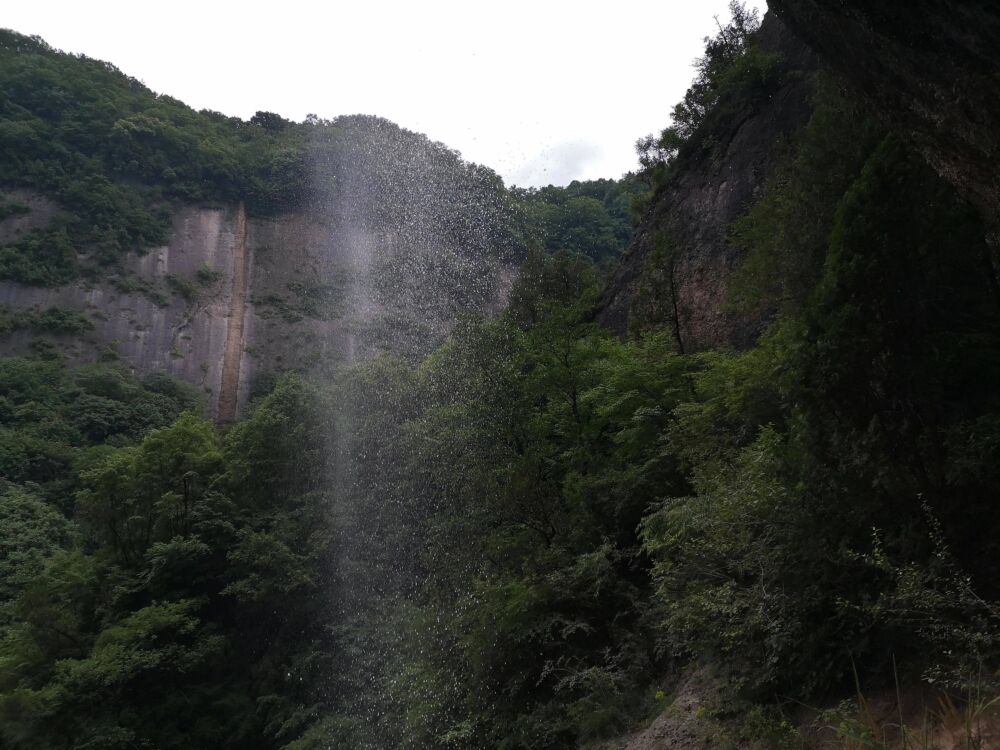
{"left": 512, "top": 177, "right": 643, "bottom": 266}
{"left": 2, "top": 3, "right": 1000, "bottom": 749}
{"left": 0, "top": 28, "right": 527, "bottom": 285}
{"left": 0, "top": 28, "right": 527, "bottom": 409}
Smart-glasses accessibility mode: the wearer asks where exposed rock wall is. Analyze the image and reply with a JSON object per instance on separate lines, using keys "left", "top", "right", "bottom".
{"left": 0, "top": 189, "right": 58, "bottom": 243}
{"left": 217, "top": 203, "right": 249, "bottom": 424}
{"left": 0, "top": 192, "right": 513, "bottom": 420}
{"left": 0, "top": 203, "right": 237, "bottom": 416}
{"left": 597, "top": 14, "right": 817, "bottom": 348}
{"left": 0, "top": 199, "right": 323, "bottom": 422}
{"left": 768, "top": 0, "right": 1000, "bottom": 226}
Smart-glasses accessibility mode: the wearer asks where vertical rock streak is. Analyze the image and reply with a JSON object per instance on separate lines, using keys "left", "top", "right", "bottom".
{"left": 217, "top": 203, "right": 248, "bottom": 423}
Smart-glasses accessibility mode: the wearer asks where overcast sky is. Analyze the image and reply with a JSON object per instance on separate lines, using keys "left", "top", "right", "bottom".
{"left": 4, "top": 0, "right": 765, "bottom": 187}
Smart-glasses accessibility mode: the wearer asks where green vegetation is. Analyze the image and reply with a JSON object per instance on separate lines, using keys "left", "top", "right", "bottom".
{"left": 728, "top": 73, "right": 884, "bottom": 314}
{"left": 0, "top": 365, "right": 336, "bottom": 748}
{"left": 195, "top": 264, "right": 223, "bottom": 287}
{"left": 0, "top": 30, "right": 521, "bottom": 288}
{"left": 252, "top": 280, "right": 345, "bottom": 324}
{"left": 0, "top": 305, "right": 94, "bottom": 335}
{"left": 316, "top": 122, "right": 1000, "bottom": 739}
{"left": 0, "top": 27, "right": 289, "bottom": 284}
{"left": 0, "top": 201, "right": 29, "bottom": 221}
{"left": 165, "top": 273, "right": 201, "bottom": 305}
{"left": 635, "top": 2, "right": 784, "bottom": 197}
{"left": 1, "top": 5, "right": 999, "bottom": 749}
{"left": 285, "top": 280, "right": 344, "bottom": 320}
{"left": 4, "top": 124, "right": 996, "bottom": 743}
{"left": 513, "top": 177, "right": 644, "bottom": 265}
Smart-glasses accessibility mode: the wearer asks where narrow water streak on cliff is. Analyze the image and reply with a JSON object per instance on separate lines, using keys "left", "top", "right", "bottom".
{"left": 218, "top": 202, "right": 248, "bottom": 424}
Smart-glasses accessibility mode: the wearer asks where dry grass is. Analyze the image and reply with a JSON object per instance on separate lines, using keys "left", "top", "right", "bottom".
{"left": 813, "top": 686, "right": 1000, "bottom": 750}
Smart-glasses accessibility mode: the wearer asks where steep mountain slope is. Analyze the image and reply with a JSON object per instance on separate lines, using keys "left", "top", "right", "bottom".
{"left": 597, "top": 14, "right": 816, "bottom": 348}
{"left": 0, "top": 32, "right": 523, "bottom": 419}
{"left": 3, "top": 10, "right": 1000, "bottom": 750}
{"left": 598, "top": 1, "right": 1000, "bottom": 350}
{"left": 769, "top": 0, "right": 1000, "bottom": 226}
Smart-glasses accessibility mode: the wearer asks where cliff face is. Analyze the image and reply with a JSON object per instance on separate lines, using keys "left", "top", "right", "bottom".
{"left": 1, "top": 201, "right": 239, "bottom": 417}
{"left": 597, "top": 14, "right": 817, "bottom": 348}
{"left": 0, "top": 27, "right": 523, "bottom": 420}
{"left": 0, "top": 193, "right": 514, "bottom": 420}
{"left": 768, "top": 0, "right": 1000, "bottom": 226}
{"left": 600, "top": 2, "right": 1000, "bottom": 350}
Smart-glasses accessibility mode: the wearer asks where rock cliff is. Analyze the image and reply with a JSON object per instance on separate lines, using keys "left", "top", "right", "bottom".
{"left": 768, "top": 0, "right": 1000, "bottom": 226}
{"left": 0, "top": 28, "right": 522, "bottom": 421}
{"left": 597, "top": 14, "right": 817, "bottom": 348}
{"left": 0, "top": 191, "right": 514, "bottom": 420}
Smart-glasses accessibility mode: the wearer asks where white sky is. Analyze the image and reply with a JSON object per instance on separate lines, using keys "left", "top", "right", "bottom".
{"left": 4, "top": 0, "right": 765, "bottom": 187}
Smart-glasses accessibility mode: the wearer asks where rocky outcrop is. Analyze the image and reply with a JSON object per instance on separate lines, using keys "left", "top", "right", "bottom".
{"left": 768, "top": 0, "right": 1000, "bottom": 226}
{"left": 217, "top": 203, "right": 249, "bottom": 424}
{"left": 585, "top": 669, "right": 742, "bottom": 750}
{"left": 597, "top": 14, "right": 817, "bottom": 348}
{"left": 0, "top": 189, "right": 58, "bottom": 243}
{"left": 0, "top": 192, "right": 513, "bottom": 420}
{"left": 0, "top": 203, "right": 238, "bottom": 417}
{"left": 616, "top": 671, "right": 725, "bottom": 750}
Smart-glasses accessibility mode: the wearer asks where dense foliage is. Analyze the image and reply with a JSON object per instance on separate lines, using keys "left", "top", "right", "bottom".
{"left": 634, "top": 1, "right": 784, "bottom": 198}
{"left": 2, "top": 6, "right": 999, "bottom": 750}
{"left": 0, "top": 30, "right": 522, "bottom": 289}
{"left": 0, "top": 363, "right": 335, "bottom": 748}
{"left": 318, "top": 116, "right": 1000, "bottom": 740}
{"left": 512, "top": 177, "right": 644, "bottom": 265}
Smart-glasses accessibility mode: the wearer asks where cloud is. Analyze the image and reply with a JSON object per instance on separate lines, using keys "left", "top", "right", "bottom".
{"left": 506, "top": 140, "right": 605, "bottom": 188}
